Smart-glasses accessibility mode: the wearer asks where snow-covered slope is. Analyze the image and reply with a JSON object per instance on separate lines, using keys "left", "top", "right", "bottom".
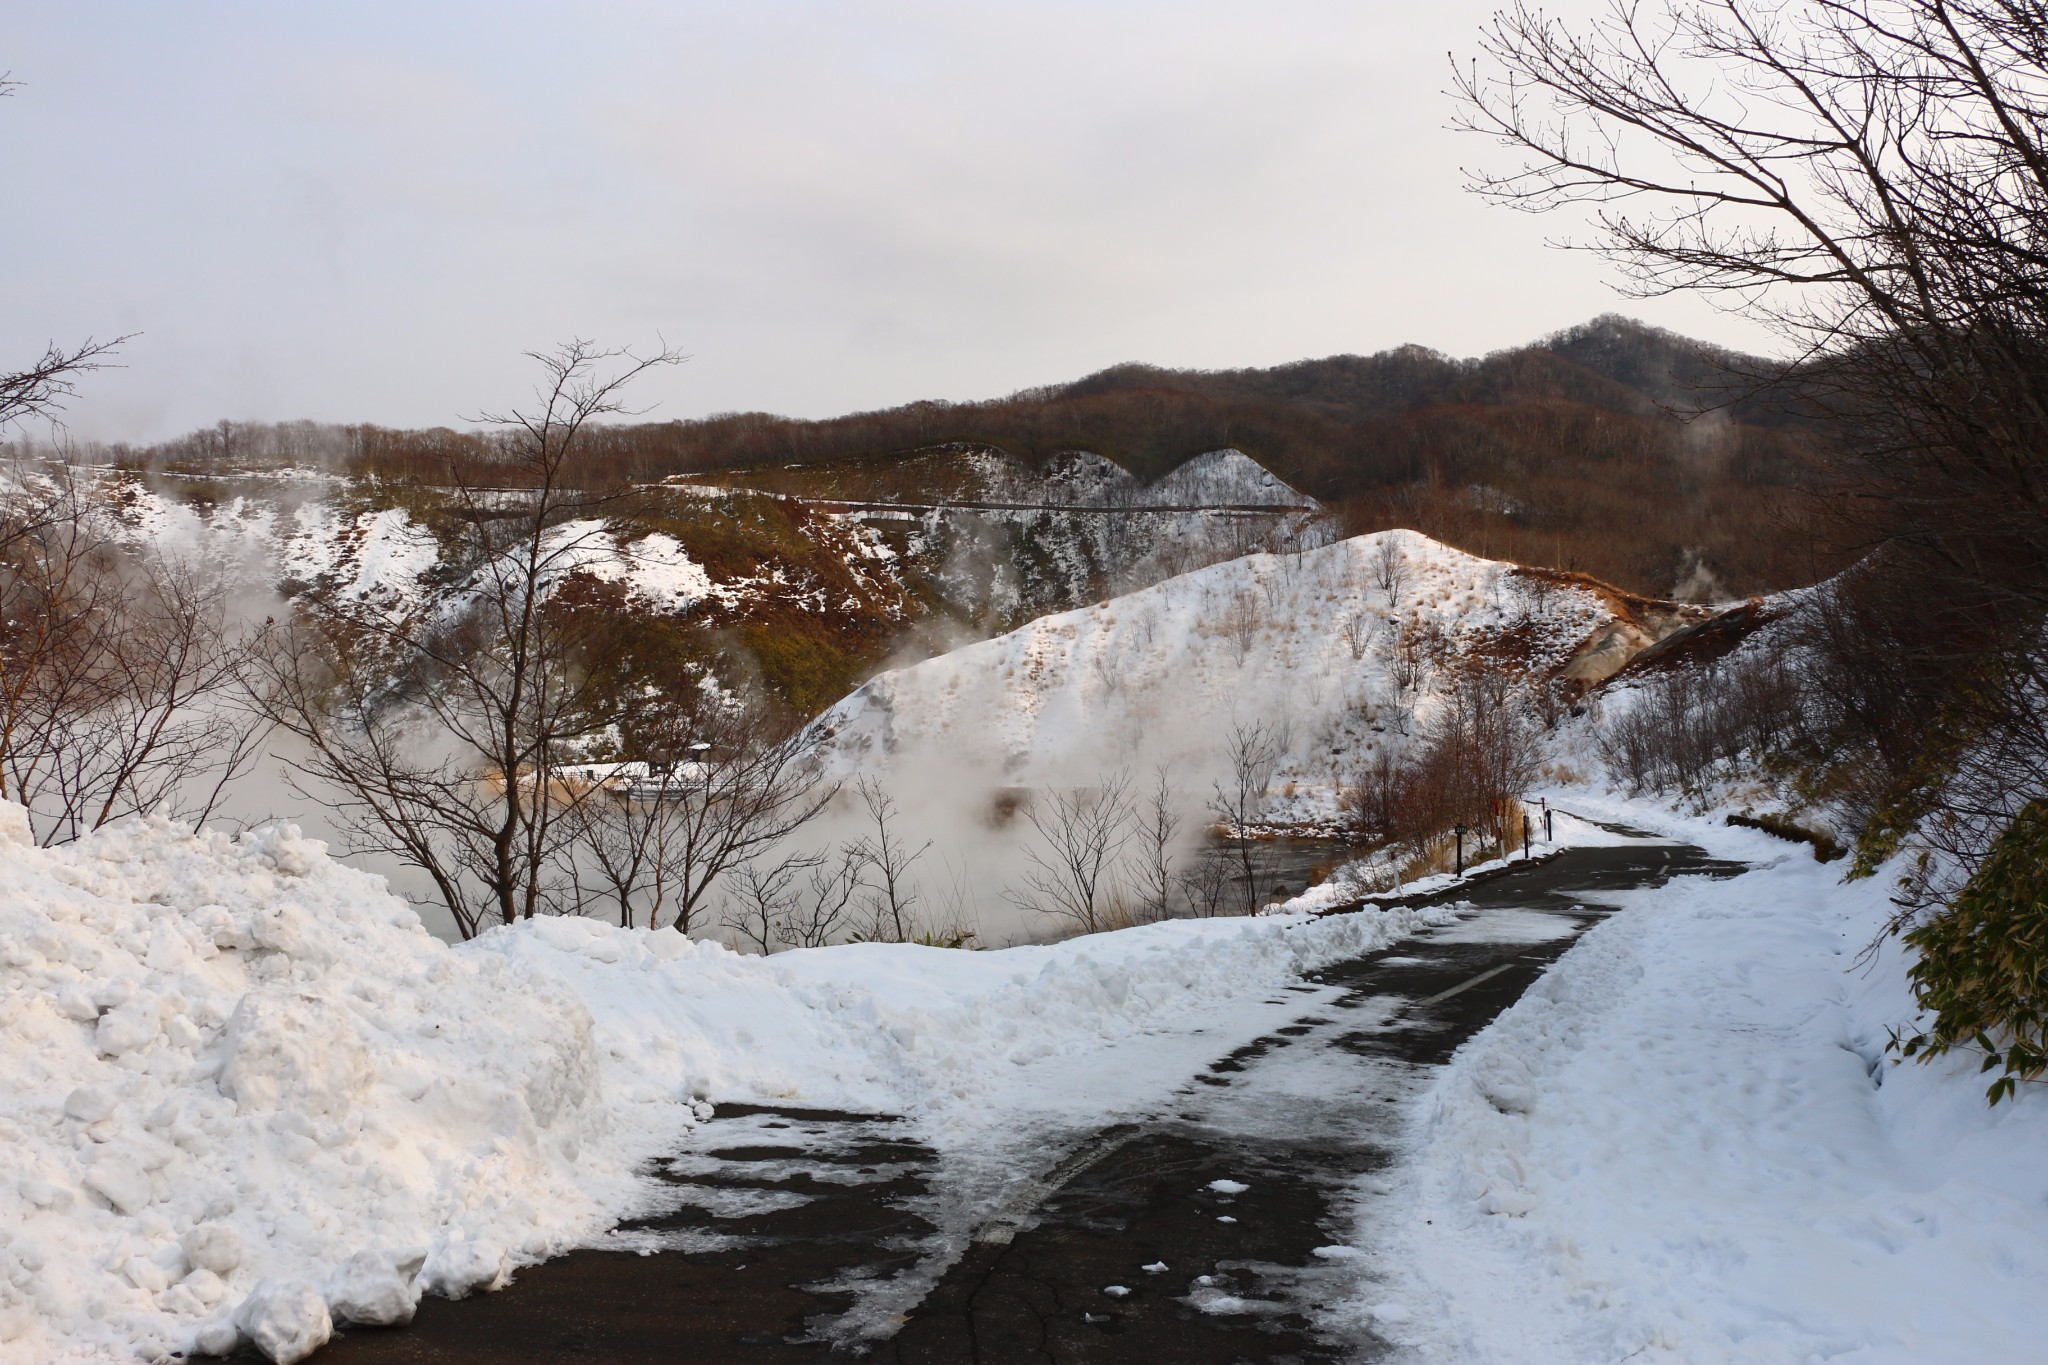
{"left": 1138, "top": 448, "right": 1319, "bottom": 508}
{"left": 93, "top": 456, "right": 1330, "bottom": 695}
{"left": 811, "top": 530, "right": 1632, "bottom": 818}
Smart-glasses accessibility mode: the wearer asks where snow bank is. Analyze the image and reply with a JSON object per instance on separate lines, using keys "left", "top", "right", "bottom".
{"left": 482, "top": 901, "right": 1444, "bottom": 1152}
{"left": 1371, "top": 801, "right": 2048, "bottom": 1363}
{"left": 0, "top": 811, "right": 622, "bottom": 1364}
{"left": 0, "top": 803, "right": 1441, "bottom": 1361}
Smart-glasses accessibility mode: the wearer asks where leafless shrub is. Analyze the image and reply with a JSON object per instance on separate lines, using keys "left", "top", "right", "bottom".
{"left": 1221, "top": 588, "right": 1261, "bottom": 664}
{"left": 0, "top": 468, "right": 260, "bottom": 844}
{"left": 1370, "top": 537, "right": 1410, "bottom": 607}
{"left": 850, "top": 775, "right": 932, "bottom": 942}
{"left": 1395, "top": 669, "right": 1540, "bottom": 849}
{"left": 1176, "top": 848, "right": 1236, "bottom": 918}
{"left": 1340, "top": 611, "right": 1382, "bottom": 662}
{"left": 1344, "top": 747, "right": 1410, "bottom": 837}
{"left": 554, "top": 697, "right": 835, "bottom": 932}
{"left": 1529, "top": 675, "right": 1576, "bottom": 731}
{"left": 1387, "top": 619, "right": 1429, "bottom": 692}
{"left": 1597, "top": 653, "right": 1809, "bottom": 798}
{"left": 1007, "top": 772, "right": 1134, "bottom": 935}
{"left": 723, "top": 846, "right": 865, "bottom": 954}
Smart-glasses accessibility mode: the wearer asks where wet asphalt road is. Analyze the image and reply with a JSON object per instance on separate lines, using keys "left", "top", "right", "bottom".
{"left": 291, "top": 835, "right": 1746, "bottom": 1365}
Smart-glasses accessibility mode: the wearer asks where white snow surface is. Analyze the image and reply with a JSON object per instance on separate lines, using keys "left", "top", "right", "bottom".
{"left": 1367, "top": 794, "right": 2048, "bottom": 1364}
{"left": 1139, "top": 448, "right": 1320, "bottom": 508}
{"left": 0, "top": 812, "right": 614, "bottom": 1363}
{"left": 0, "top": 803, "right": 1442, "bottom": 1363}
{"left": 526, "top": 521, "right": 720, "bottom": 611}
{"left": 812, "top": 530, "right": 1613, "bottom": 807}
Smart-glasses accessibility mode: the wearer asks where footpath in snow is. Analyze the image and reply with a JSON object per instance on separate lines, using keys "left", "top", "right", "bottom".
{"left": 1364, "top": 793, "right": 2048, "bottom": 1364}
{"left": 0, "top": 803, "right": 1445, "bottom": 1365}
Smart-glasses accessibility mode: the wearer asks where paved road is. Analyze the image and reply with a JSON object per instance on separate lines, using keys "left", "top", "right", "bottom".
{"left": 294, "top": 836, "right": 1745, "bottom": 1364}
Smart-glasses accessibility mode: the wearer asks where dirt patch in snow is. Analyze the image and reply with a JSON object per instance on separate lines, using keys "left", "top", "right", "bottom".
{"left": 1514, "top": 566, "right": 1712, "bottom": 684}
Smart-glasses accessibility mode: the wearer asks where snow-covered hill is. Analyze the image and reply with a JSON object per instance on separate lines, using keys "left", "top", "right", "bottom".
{"left": 810, "top": 530, "right": 1693, "bottom": 821}
{"left": 1137, "top": 448, "right": 1320, "bottom": 508}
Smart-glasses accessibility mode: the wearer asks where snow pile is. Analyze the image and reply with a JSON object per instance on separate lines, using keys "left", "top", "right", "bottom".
{"left": 813, "top": 530, "right": 1616, "bottom": 814}
{"left": 0, "top": 812, "right": 619, "bottom": 1364}
{"left": 1372, "top": 799, "right": 2048, "bottom": 1363}
{"left": 483, "top": 900, "right": 1444, "bottom": 1152}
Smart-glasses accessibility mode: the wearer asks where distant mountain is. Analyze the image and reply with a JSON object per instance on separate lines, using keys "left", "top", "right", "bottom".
{"left": 73, "top": 316, "right": 1840, "bottom": 604}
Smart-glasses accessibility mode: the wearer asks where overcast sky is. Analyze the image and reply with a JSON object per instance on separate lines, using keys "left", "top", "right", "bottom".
{"left": 3, "top": 1, "right": 1774, "bottom": 443}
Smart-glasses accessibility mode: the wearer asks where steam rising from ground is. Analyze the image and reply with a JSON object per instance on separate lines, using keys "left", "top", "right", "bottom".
{"left": 798, "top": 531, "right": 1625, "bottom": 944}
{"left": 61, "top": 470, "right": 1632, "bottom": 950}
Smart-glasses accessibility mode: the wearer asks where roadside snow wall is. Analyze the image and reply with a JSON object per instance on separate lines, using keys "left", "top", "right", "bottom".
{"left": 1369, "top": 799, "right": 2048, "bottom": 1363}
{"left": 0, "top": 810, "right": 613, "bottom": 1363}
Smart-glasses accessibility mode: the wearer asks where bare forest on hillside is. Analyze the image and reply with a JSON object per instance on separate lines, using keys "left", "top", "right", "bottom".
{"left": 52, "top": 316, "right": 1839, "bottom": 603}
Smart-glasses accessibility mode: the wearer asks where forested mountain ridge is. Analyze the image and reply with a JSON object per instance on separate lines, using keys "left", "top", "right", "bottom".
{"left": 88, "top": 315, "right": 1837, "bottom": 602}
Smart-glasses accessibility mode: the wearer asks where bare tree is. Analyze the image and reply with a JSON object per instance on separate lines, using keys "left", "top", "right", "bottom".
{"left": 1453, "top": 0, "right": 2048, "bottom": 940}
{"left": 0, "top": 80, "right": 126, "bottom": 435}
{"left": 250, "top": 340, "right": 690, "bottom": 937}
{"left": 723, "top": 846, "right": 865, "bottom": 954}
{"left": 1176, "top": 848, "right": 1235, "bottom": 918}
{"left": 1456, "top": 0, "right": 2048, "bottom": 651}
{"left": 1210, "top": 722, "right": 1280, "bottom": 916}
{"left": 1369, "top": 537, "right": 1410, "bottom": 607}
{"left": 850, "top": 776, "right": 932, "bottom": 942}
{"left": 1340, "top": 611, "right": 1382, "bottom": 662}
{"left": 1345, "top": 746, "right": 1411, "bottom": 838}
{"left": 1409, "top": 669, "right": 1541, "bottom": 848}
{"left": 554, "top": 693, "right": 836, "bottom": 933}
{"left": 1388, "top": 619, "right": 1428, "bottom": 693}
{"left": 0, "top": 337, "right": 127, "bottom": 435}
{"left": 1007, "top": 774, "right": 1135, "bottom": 935}
{"left": 0, "top": 467, "right": 259, "bottom": 844}
{"left": 1131, "top": 765, "right": 1184, "bottom": 920}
